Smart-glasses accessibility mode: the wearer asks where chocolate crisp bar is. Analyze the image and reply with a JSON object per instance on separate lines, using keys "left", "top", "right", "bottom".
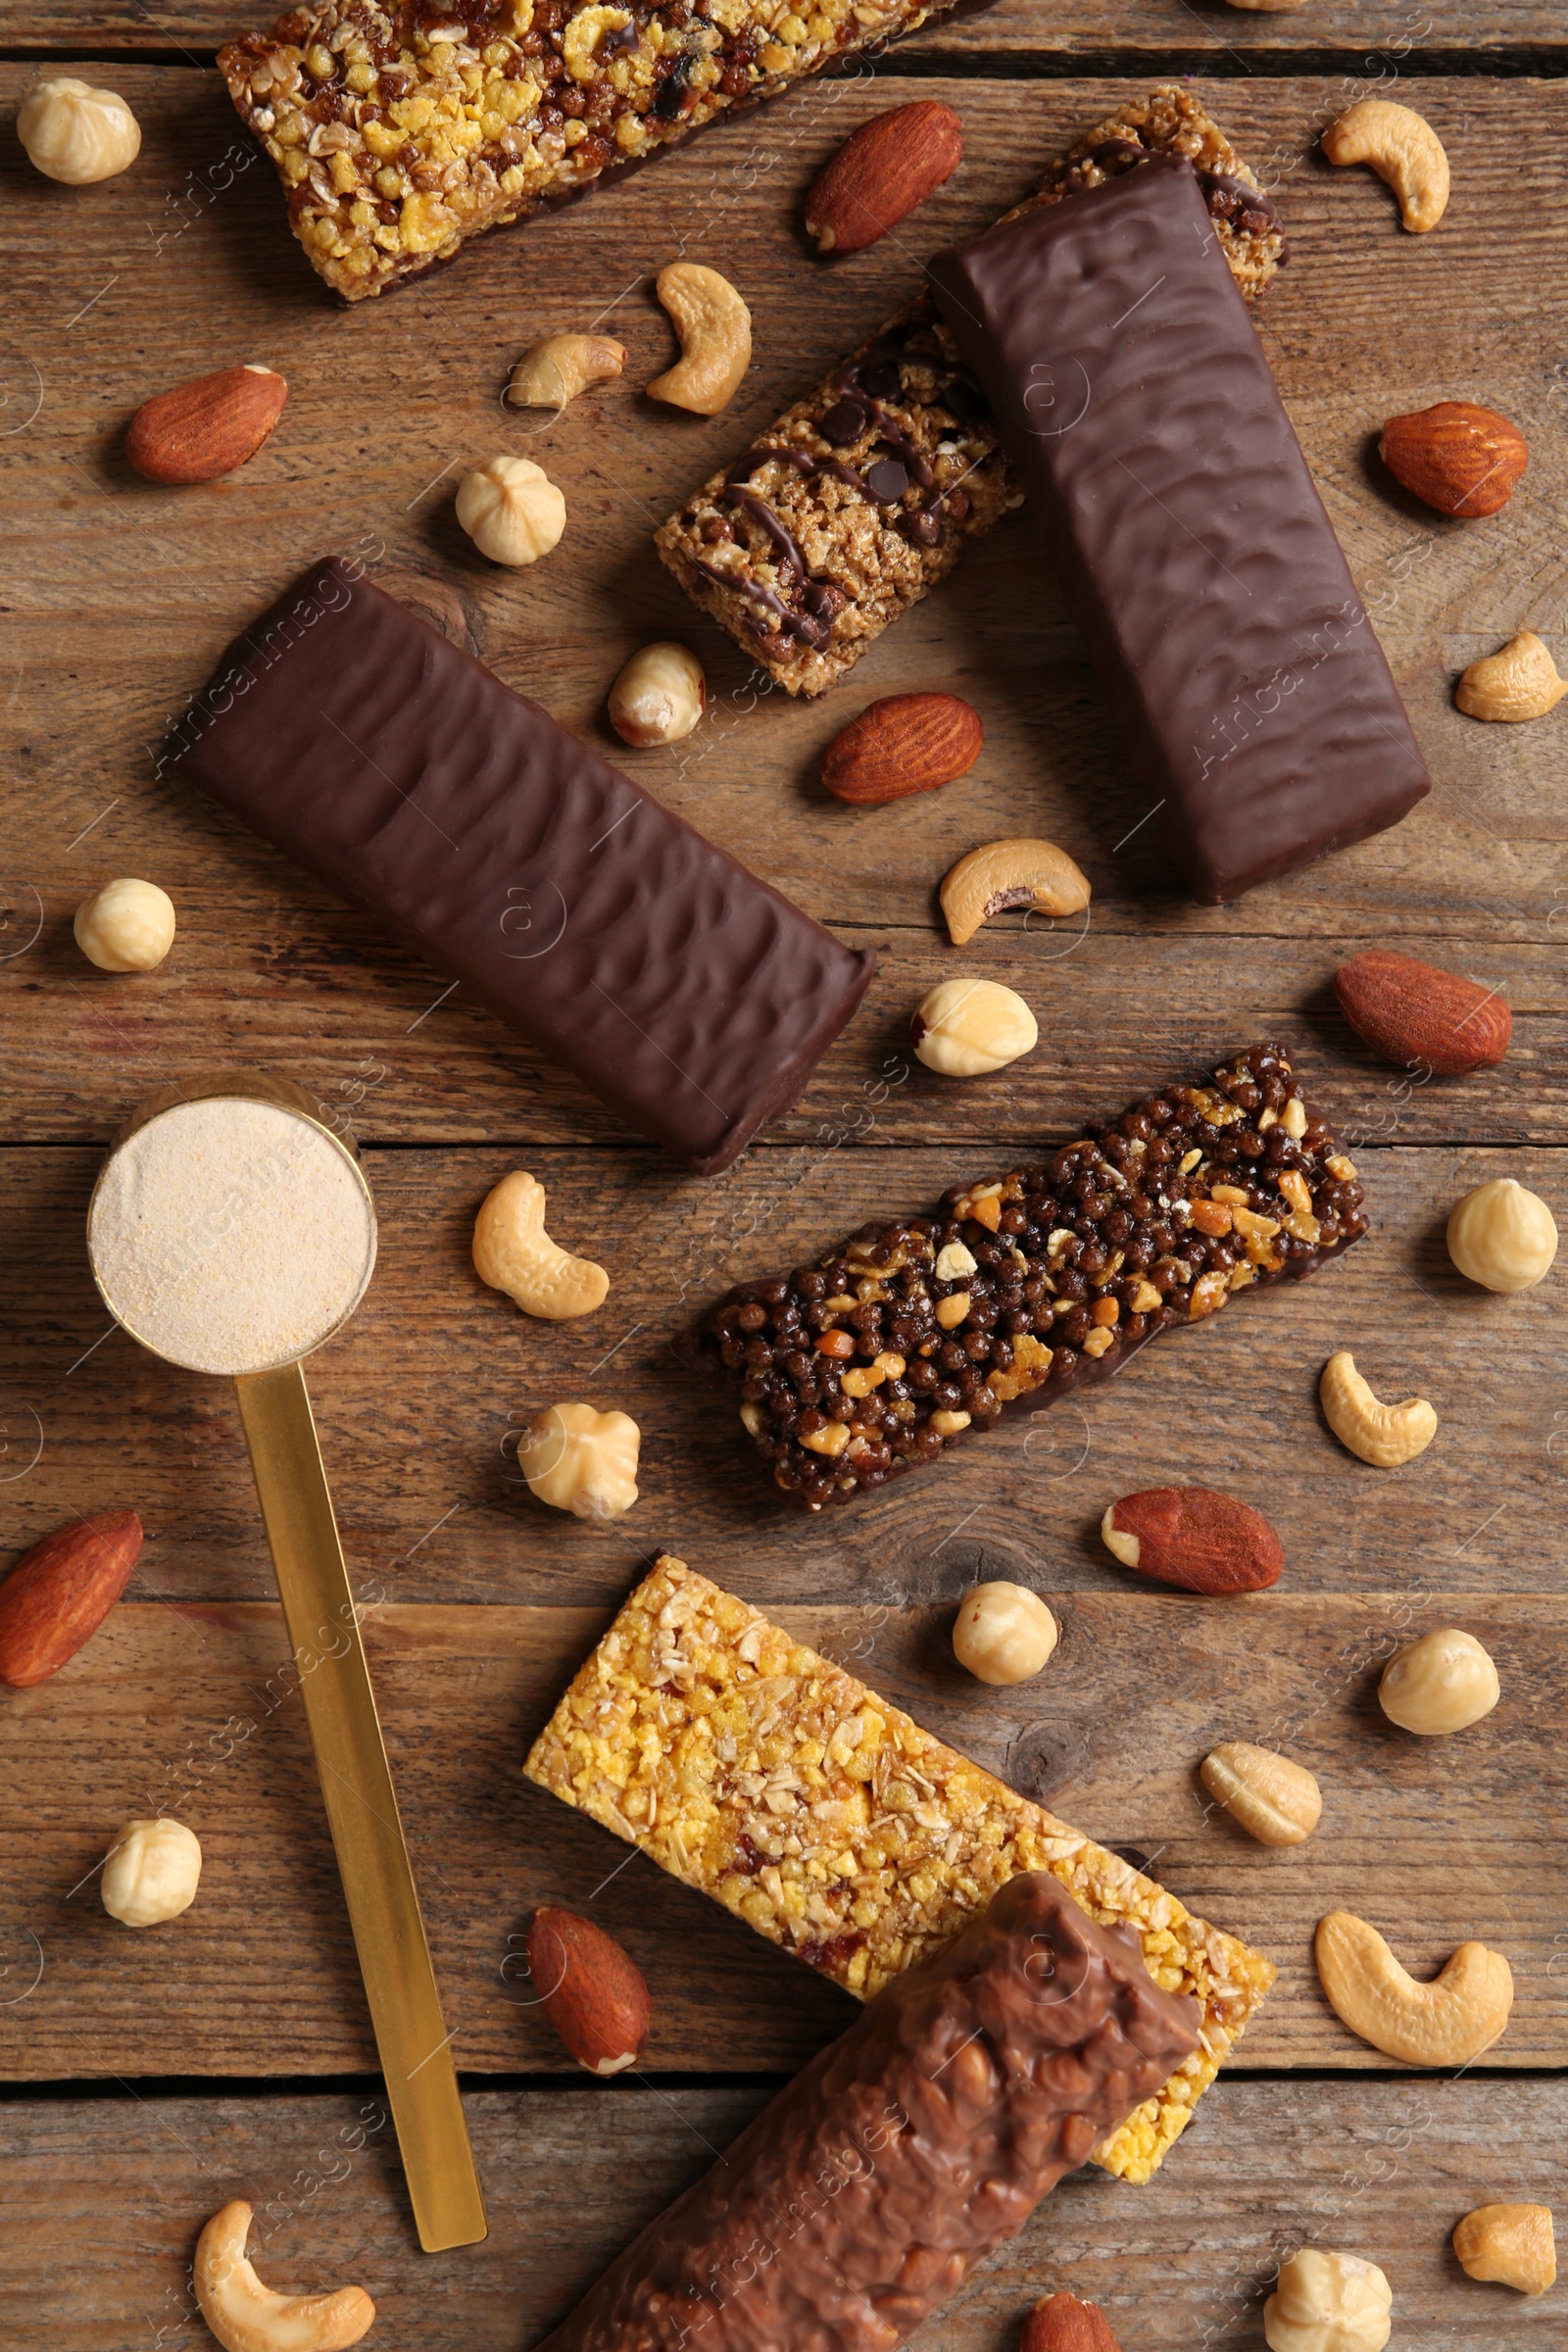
{"left": 524, "top": 1554, "right": 1276, "bottom": 2183}
{"left": 534, "top": 1876, "right": 1200, "bottom": 2352}
{"left": 656, "top": 87, "right": 1288, "bottom": 698}
{"left": 928, "top": 155, "right": 1432, "bottom": 901}
{"left": 220, "top": 0, "right": 978, "bottom": 300}
{"left": 676, "top": 1044, "right": 1364, "bottom": 1508}
{"left": 164, "top": 558, "right": 872, "bottom": 1174}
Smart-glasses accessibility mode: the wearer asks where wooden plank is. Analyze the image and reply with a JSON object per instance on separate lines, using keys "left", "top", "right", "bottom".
{"left": 0, "top": 1593, "right": 1560, "bottom": 2080}
{"left": 2, "top": 1140, "right": 1564, "bottom": 1605}
{"left": 7, "top": 0, "right": 1566, "bottom": 59}
{"left": 1, "top": 2077, "right": 1561, "bottom": 2348}
{"left": 2, "top": 73, "right": 1565, "bottom": 1165}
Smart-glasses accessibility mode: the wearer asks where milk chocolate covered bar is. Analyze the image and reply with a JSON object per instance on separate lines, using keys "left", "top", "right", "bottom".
{"left": 535, "top": 1875, "right": 1199, "bottom": 2352}
{"left": 163, "top": 559, "right": 872, "bottom": 1172}
{"left": 220, "top": 0, "right": 979, "bottom": 301}
{"left": 677, "top": 1043, "right": 1364, "bottom": 1507}
{"left": 656, "top": 87, "right": 1287, "bottom": 698}
{"left": 525, "top": 1554, "right": 1277, "bottom": 2182}
{"left": 928, "top": 155, "right": 1432, "bottom": 902}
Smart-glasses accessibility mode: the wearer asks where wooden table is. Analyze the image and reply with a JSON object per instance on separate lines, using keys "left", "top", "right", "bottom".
{"left": 2, "top": 1, "right": 1565, "bottom": 2340}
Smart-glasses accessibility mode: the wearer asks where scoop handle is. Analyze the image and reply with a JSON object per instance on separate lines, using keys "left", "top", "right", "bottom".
{"left": 234, "top": 1359, "right": 486, "bottom": 2253}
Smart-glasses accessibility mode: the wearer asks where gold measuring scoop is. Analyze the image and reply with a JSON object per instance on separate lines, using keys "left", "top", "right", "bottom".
{"left": 87, "top": 1072, "right": 486, "bottom": 2253}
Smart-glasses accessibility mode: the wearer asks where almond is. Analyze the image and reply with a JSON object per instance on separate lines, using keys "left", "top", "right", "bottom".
{"left": 1101, "top": 1488, "right": 1283, "bottom": 1595}
{"left": 1379, "top": 400, "right": 1527, "bottom": 518}
{"left": 1334, "top": 947, "right": 1510, "bottom": 1075}
{"left": 524, "top": 1905, "right": 650, "bottom": 2076}
{"left": 821, "top": 691, "right": 982, "bottom": 806}
{"left": 0, "top": 1509, "right": 143, "bottom": 1688}
{"left": 1020, "top": 2291, "right": 1123, "bottom": 2351}
{"left": 126, "top": 365, "right": 288, "bottom": 484}
{"left": 805, "top": 101, "right": 963, "bottom": 256}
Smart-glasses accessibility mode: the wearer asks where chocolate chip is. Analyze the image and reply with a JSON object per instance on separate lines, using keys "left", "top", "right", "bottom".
{"left": 820, "top": 395, "right": 868, "bottom": 446}
{"left": 864, "top": 458, "right": 908, "bottom": 504}
{"left": 860, "top": 362, "right": 902, "bottom": 403}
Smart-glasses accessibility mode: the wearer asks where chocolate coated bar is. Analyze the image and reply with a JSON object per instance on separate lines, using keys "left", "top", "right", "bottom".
{"left": 164, "top": 559, "right": 872, "bottom": 1172}
{"left": 535, "top": 1874, "right": 1199, "bottom": 2352}
{"left": 928, "top": 156, "right": 1431, "bottom": 903}
{"left": 679, "top": 1044, "right": 1365, "bottom": 1507}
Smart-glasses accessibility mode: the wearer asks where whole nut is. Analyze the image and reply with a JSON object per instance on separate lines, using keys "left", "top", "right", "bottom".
{"left": 1200, "top": 1741, "right": 1322, "bottom": 1845}
{"left": 472, "top": 1171, "right": 609, "bottom": 1320}
{"left": 1379, "top": 401, "right": 1528, "bottom": 518}
{"left": 74, "top": 878, "right": 176, "bottom": 972}
{"left": 1314, "top": 1909, "right": 1513, "bottom": 2066}
{"left": 1333, "top": 947, "right": 1510, "bottom": 1075}
{"left": 805, "top": 100, "right": 963, "bottom": 255}
{"left": 126, "top": 365, "right": 288, "bottom": 484}
{"left": 646, "top": 262, "right": 751, "bottom": 416}
{"left": 1264, "top": 2248, "right": 1392, "bottom": 2352}
{"left": 1378, "top": 1626, "right": 1499, "bottom": 1736}
{"left": 1446, "top": 1177, "right": 1557, "bottom": 1293}
{"left": 517, "top": 1400, "right": 639, "bottom": 1521}
{"left": 1319, "top": 1350, "right": 1437, "bottom": 1467}
{"left": 1321, "top": 96, "right": 1448, "bottom": 232}
{"left": 1102, "top": 1487, "right": 1283, "bottom": 1595}
{"left": 19, "top": 75, "right": 141, "bottom": 183}
{"left": 951, "top": 1581, "right": 1057, "bottom": 1687}
{"left": 820, "top": 691, "right": 983, "bottom": 806}
{"left": 101, "top": 1817, "right": 202, "bottom": 1927}
{"left": 940, "top": 838, "right": 1091, "bottom": 947}
{"left": 195, "top": 2199, "right": 374, "bottom": 2352}
{"left": 609, "top": 642, "right": 706, "bottom": 747}
{"left": 1456, "top": 629, "right": 1568, "bottom": 721}
{"left": 911, "top": 977, "right": 1036, "bottom": 1077}
{"left": 1452, "top": 2203, "right": 1556, "bottom": 2296}
{"left": 0, "top": 1508, "right": 143, "bottom": 1688}
{"left": 1020, "top": 2292, "right": 1123, "bottom": 2351}
{"left": 456, "top": 454, "right": 565, "bottom": 565}
{"left": 507, "top": 331, "right": 627, "bottom": 411}
{"left": 524, "top": 1904, "right": 651, "bottom": 2075}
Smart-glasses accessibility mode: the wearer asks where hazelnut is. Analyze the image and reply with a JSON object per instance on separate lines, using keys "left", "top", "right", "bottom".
{"left": 456, "top": 455, "right": 565, "bottom": 566}
{"left": 1446, "top": 1177, "right": 1557, "bottom": 1293}
{"left": 1378, "top": 1626, "right": 1498, "bottom": 1736}
{"left": 609, "top": 642, "right": 707, "bottom": 747}
{"left": 517, "top": 1400, "right": 639, "bottom": 1521}
{"left": 911, "top": 977, "right": 1037, "bottom": 1077}
{"left": 74, "top": 878, "right": 176, "bottom": 972}
{"left": 1452, "top": 2202, "right": 1556, "bottom": 2296}
{"left": 101, "top": 1818, "right": 202, "bottom": 1927}
{"left": 952, "top": 1581, "right": 1057, "bottom": 1686}
{"left": 19, "top": 76, "right": 141, "bottom": 183}
{"left": 1264, "top": 2248, "right": 1392, "bottom": 2352}
{"left": 1200, "top": 1741, "right": 1322, "bottom": 1845}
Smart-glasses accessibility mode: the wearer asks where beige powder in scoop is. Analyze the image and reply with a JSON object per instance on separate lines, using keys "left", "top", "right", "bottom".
{"left": 89, "top": 1097, "right": 376, "bottom": 1376}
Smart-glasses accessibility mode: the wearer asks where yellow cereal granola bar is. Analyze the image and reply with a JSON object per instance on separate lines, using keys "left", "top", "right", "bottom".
{"left": 524, "top": 1553, "right": 1275, "bottom": 2181}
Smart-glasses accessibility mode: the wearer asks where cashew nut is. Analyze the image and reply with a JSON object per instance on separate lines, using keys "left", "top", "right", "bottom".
{"left": 194, "top": 2201, "right": 374, "bottom": 2352}
{"left": 1314, "top": 1910, "right": 1513, "bottom": 2066}
{"left": 939, "top": 837, "right": 1091, "bottom": 948}
{"left": 1456, "top": 631, "right": 1568, "bottom": 722}
{"left": 1321, "top": 99, "right": 1449, "bottom": 233}
{"left": 646, "top": 264, "right": 751, "bottom": 416}
{"left": 1319, "top": 1349, "right": 1436, "bottom": 1467}
{"left": 1452, "top": 2203, "right": 1556, "bottom": 2296}
{"left": 472, "top": 1171, "right": 608, "bottom": 1320}
{"left": 507, "top": 333, "right": 627, "bottom": 412}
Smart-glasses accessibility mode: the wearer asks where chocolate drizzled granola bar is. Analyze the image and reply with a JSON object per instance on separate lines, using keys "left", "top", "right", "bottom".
{"left": 676, "top": 1044, "right": 1365, "bottom": 1511}
{"left": 220, "top": 0, "right": 974, "bottom": 300}
{"left": 656, "top": 87, "right": 1288, "bottom": 696}
{"left": 524, "top": 1553, "right": 1277, "bottom": 2182}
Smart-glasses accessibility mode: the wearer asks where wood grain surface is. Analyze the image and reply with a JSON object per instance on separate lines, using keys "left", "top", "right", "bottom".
{"left": 0, "top": 1594, "right": 1561, "bottom": 2078}
{"left": 2, "top": 24, "right": 1565, "bottom": 2352}
{"left": 2, "top": 2078, "right": 1562, "bottom": 2348}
